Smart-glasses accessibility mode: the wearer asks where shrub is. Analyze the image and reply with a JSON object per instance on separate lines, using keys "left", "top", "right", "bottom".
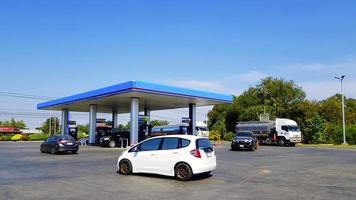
{"left": 77, "top": 132, "right": 88, "bottom": 139}
{"left": 0, "top": 135, "right": 14, "bottom": 141}
{"left": 346, "top": 125, "right": 356, "bottom": 145}
{"left": 28, "top": 133, "right": 49, "bottom": 141}
{"left": 11, "top": 134, "right": 22, "bottom": 141}
{"left": 21, "top": 134, "right": 29, "bottom": 141}
{"left": 209, "top": 130, "right": 221, "bottom": 140}
{"left": 223, "top": 132, "right": 234, "bottom": 141}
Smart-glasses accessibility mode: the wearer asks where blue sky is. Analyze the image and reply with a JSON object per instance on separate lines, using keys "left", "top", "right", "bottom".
{"left": 0, "top": 0, "right": 356, "bottom": 128}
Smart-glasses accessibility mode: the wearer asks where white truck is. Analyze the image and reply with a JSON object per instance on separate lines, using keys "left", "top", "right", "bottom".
{"left": 195, "top": 121, "right": 209, "bottom": 138}
{"left": 235, "top": 118, "right": 302, "bottom": 146}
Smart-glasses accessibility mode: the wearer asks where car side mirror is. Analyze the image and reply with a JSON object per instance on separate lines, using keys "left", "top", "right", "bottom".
{"left": 130, "top": 146, "right": 140, "bottom": 152}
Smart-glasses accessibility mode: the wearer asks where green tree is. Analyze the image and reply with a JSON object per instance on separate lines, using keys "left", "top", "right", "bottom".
{"left": 77, "top": 124, "right": 89, "bottom": 134}
{"left": 39, "top": 117, "right": 60, "bottom": 135}
{"left": 208, "top": 77, "right": 306, "bottom": 133}
{"left": 0, "top": 118, "right": 27, "bottom": 129}
{"left": 303, "top": 114, "right": 326, "bottom": 144}
{"left": 150, "top": 120, "right": 169, "bottom": 127}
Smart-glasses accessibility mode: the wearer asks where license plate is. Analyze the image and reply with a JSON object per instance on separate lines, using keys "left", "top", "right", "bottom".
{"left": 206, "top": 152, "right": 212, "bottom": 157}
{"left": 66, "top": 142, "right": 73, "bottom": 145}
{"left": 239, "top": 145, "right": 244, "bottom": 148}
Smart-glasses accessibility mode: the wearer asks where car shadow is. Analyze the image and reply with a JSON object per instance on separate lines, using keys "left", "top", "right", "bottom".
{"left": 121, "top": 172, "right": 213, "bottom": 181}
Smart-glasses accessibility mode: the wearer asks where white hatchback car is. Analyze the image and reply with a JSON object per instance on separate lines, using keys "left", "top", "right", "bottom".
{"left": 117, "top": 135, "right": 216, "bottom": 181}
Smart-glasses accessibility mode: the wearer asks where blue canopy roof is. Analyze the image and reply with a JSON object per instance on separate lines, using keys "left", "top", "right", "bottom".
{"left": 37, "top": 81, "right": 233, "bottom": 113}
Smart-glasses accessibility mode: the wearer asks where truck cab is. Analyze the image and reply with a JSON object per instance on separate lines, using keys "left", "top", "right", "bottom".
{"left": 196, "top": 121, "right": 209, "bottom": 137}
{"left": 275, "top": 118, "right": 302, "bottom": 145}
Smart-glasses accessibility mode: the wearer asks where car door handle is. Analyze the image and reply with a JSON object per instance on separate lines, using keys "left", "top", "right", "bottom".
{"left": 150, "top": 154, "right": 156, "bottom": 156}
{"left": 172, "top": 152, "right": 178, "bottom": 154}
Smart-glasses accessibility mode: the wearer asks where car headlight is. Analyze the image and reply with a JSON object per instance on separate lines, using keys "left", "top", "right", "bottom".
{"left": 104, "top": 138, "right": 109, "bottom": 140}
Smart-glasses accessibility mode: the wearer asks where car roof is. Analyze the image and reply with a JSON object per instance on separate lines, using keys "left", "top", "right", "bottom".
{"left": 152, "top": 124, "right": 188, "bottom": 129}
{"left": 148, "top": 135, "right": 206, "bottom": 140}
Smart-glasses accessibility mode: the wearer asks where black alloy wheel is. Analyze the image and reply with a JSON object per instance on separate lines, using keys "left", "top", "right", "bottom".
{"left": 119, "top": 160, "right": 132, "bottom": 175}
{"left": 175, "top": 163, "right": 192, "bottom": 181}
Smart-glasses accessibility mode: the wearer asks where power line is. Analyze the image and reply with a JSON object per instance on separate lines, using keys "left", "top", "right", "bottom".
{"left": 0, "top": 91, "right": 55, "bottom": 100}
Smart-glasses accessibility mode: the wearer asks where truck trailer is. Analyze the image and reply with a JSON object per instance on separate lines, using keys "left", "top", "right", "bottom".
{"left": 235, "top": 118, "right": 302, "bottom": 146}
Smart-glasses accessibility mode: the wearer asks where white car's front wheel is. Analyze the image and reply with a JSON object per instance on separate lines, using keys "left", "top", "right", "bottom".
{"left": 118, "top": 160, "right": 132, "bottom": 175}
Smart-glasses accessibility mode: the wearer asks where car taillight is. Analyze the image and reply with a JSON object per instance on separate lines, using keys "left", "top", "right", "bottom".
{"left": 190, "top": 149, "right": 201, "bottom": 158}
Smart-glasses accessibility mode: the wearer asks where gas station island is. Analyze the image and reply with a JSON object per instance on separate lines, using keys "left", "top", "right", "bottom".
{"left": 37, "top": 80, "right": 232, "bottom": 145}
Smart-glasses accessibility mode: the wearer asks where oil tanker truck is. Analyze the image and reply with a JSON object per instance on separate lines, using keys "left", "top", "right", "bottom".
{"left": 235, "top": 118, "right": 302, "bottom": 146}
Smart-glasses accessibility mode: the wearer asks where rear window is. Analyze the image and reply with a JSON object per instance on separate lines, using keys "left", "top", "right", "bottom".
{"left": 196, "top": 138, "right": 213, "bottom": 151}
{"left": 59, "top": 135, "right": 75, "bottom": 140}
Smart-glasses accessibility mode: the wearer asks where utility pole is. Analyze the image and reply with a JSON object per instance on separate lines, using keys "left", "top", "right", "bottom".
{"left": 334, "top": 75, "right": 347, "bottom": 145}
{"left": 49, "top": 116, "right": 52, "bottom": 135}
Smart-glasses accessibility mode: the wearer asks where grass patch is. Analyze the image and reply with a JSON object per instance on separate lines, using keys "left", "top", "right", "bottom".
{"left": 296, "top": 143, "right": 356, "bottom": 149}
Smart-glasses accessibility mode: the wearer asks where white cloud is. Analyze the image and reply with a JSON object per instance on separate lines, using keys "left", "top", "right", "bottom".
{"left": 168, "top": 80, "right": 226, "bottom": 92}
{"left": 165, "top": 57, "right": 356, "bottom": 101}
{"left": 165, "top": 70, "right": 268, "bottom": 96}
{"left": 285, "top": 57, "right": 356, "bottom": 77}
{"left": 166, "top": 79, "right": 242, "bottom": 95}
{"left": 232, "top": 70, "right": 268, "bottom": 83}
{"left": 299, "top": 80, "right": 356, "bottom": 100}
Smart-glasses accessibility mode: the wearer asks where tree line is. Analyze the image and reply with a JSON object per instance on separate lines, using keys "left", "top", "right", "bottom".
{"left": 207, "top": 77, "right": 356, "bottom": 145}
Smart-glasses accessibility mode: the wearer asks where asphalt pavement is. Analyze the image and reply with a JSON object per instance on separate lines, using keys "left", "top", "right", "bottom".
{"left": 0, "top": 141, "right": 355, "bottom": 200}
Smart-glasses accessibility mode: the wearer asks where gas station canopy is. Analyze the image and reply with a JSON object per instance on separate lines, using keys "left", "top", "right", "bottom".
{"left": 37, "top": 80, "right": 233, "bottom": 112}
{"left": 37, "top": 80, "right": 232, "bottom": 145}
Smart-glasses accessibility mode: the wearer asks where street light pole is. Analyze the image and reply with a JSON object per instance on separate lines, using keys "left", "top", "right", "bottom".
{"left": 334, "top": 75, "right": 347, "bottom": 145}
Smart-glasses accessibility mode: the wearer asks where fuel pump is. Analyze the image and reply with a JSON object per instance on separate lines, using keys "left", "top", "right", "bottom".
{"left": 68, "top": 121, "right": 78, "bottom": 140}
{"left": 138, "top": 115, "right": 151, "bottom": 142}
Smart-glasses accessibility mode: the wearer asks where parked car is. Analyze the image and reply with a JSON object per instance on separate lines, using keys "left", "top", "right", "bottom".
{"left": 117, "top": 135, "right": 216, "bottom": 181}
{"left": 40, "top": 135, "right": 79, "bottom": 154}
{"left": 231, "top": 131, "right": 258, "bottom": 151}
{"left": 100, "top": 128, "right": 130, "bottom": 148}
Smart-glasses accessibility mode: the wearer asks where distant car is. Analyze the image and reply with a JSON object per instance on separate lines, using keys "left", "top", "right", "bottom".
{"left": 100, "top": 128, "right": 130, "bottom": 148}
{"left": 231, "top": 131, "right": 258, "bottom": 151}
{"left": 117, "top": 135, "right": 216, "bottom": 181}
{"left": 40, "top": 135, "right": 79, "bottom": 154}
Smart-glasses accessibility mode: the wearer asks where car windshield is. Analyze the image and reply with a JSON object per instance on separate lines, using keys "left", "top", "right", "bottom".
{"left": 235, "top": 132, "right": 253, "bottom": 137}
{"left": 196, "top": 126, "right": 208, "bottom": 131}
{"left": 288, "top": 126, "right": 300, "bottom": 132}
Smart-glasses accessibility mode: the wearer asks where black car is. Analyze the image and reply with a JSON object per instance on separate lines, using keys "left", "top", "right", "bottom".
{"left": 40, "top": 135, "right": 79, "bottom": 154}
{"left": 99, "top": 128, "right": 130, "bottom": 148}
{"left": 231, "top": 131, "right": 258, "bottom": 151}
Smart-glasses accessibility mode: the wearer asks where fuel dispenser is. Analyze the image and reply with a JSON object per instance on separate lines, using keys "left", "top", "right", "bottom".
{"left": 138, "top": 115, "right": 151, "bottom": 142}
{"left": 68, "top": 121, "right": 78, "bottom": 140}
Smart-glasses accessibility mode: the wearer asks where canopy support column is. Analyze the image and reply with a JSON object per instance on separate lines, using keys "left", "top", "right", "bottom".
{"left": 61, "top": 109, "right": 69, "bottom": 135}
{"left": 189, "top": 103, "right": 196, "bottom": 135}
{"left": 112, "top": 111, "right": 118, "bottom": 128}
{"left": 130, "top": 97, "right": 139, "bottom": 145}
{"left": 89, "top": 104, "right": 97, "bottom": 144}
